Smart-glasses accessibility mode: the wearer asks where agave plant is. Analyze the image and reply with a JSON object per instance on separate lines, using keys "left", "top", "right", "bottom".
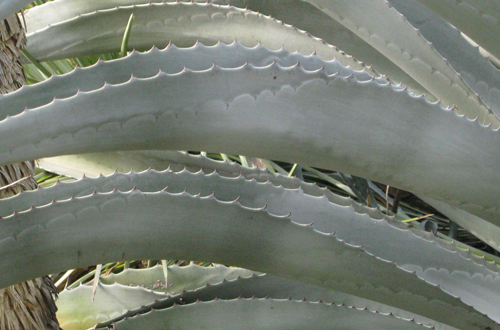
{"left": 0, "top": 0, "right": 499, "bottom": 329}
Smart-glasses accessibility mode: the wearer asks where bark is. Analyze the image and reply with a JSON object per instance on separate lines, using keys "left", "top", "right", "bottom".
{"left": 0, "top": 13, "right": 62, "bottom": 330}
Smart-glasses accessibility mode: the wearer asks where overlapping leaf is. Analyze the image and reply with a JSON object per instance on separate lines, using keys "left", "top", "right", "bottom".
{"left": 25, "top": 1, "right": 364, "bottom": 75}
{"left": 0, "top": 42, "right": 371, "bottom": 121}
{"left": 0, "top": 57, "right": 499, "bottom": 228}
{"left": 1, "top": 168, "right": 499, "bottom": 328}
{"left": 111, "top": 298, "right": 438, "bottom": 330}
{"left": 57, "top": 265, "right": 257, "bottom": 330}
{"left": 304, "top": 0, "right": 499, "bottom": 128}
{"left": 92, "top": 270, "right": 459, "bottom": 330}
{"left": 415, "top": 0, "right": 500, "bottom": 61}
{"left": 24, "top": 0, "right": 429, "bottom": 96}
{"left": 0, "top": 0, "right": 32, "bottom": 21}
{"left": 0, "top": 0, "right": 498, "bottom": 328}
{"left": 389, "top": 0, "right": 500, "bottom": 118}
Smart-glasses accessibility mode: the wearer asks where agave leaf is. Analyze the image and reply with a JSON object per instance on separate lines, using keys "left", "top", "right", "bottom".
{"left": 98, "top": 264, "right": 258, "bottom": 294}
{"left": 98, "top": 273, "right": 462, "bottom": 330}
{"left": 5, "top": 168, "right": 499, "bottom": 281}
{"left": 56, "top": 283, "right": 168, "bottom": 330}
{"left": 6, "top": 157, "right": 334, "bottom": 217}
{"left": 25, "top": 1, "right": 367, "bottom": 76}
{"left": 0, "top": 0, "right": 31, "bottom": 21}
{"left": 35, "top": 151, "right": 361, "bottom": 216}
{"left": 58, "top": 265, "right": 257, "bottom": 330}
{"left": 1, "top": 64, "right": 499, "bottom": 226}
{"left": 216, "top": 0, "right": 430, "bottom": 97}
{"left": 2, "top": 168, "right": 490, "bottom": 277}
{"left": 25, "top": 0, "right": 429, "bottom": 97}
{"left": 1, "top": 172, "right": 499, "bottom": 327}
{"left": 388, "top": 0, "right": 500, "bottom": 117}
{"left": 36, "top": 151, "right": 368, "bottom": 212}
{"left": 305, "top": 0, "right": 499, "bottom": 128}
{"left": 0, "top": 42, "right": 372, "bottom": 121}
{"left": 37, "top": 150, "right": 269, "bottom": 179}
{"left": 415, "top": 0, "right": 500, "bottom": 60}
{"left": 110, "top": 298, "right": 462, "bottom": 330}
{"left": 0, "top": 189, "right": 498, "bottom": 328}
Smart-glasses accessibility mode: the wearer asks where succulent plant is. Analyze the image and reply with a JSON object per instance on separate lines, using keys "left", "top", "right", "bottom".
{"left": 0, "top": 0, "right": 499, "bottom": 329}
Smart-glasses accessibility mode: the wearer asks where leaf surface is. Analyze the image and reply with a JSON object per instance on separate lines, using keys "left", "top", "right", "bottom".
{"left": 1, "top": 171, "right": 499, "bottom": 327}
{"left": 305, "top": 0, "right": 499, "bottom": 127}
{"left": 1, "top": 64, "right": 499, "bottom": 227}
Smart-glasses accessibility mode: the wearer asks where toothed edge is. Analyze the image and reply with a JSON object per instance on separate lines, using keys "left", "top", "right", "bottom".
{"left": 4, "top": 188, "right": 499, "bottom": 323}
{"left": 3, "top": 168, "right": 500, "bottom": 276}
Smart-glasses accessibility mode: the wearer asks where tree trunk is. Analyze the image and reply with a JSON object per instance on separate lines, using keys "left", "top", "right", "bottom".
{"left": 0, "top": 13, "right": 61, "bottom": 330}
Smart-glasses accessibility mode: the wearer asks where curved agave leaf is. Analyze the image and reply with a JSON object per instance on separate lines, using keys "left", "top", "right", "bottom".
{"left": 0, "top": 189, "right": 497, "bottom": 329}
{"left": 97, "top": 273, "right": 461, "bottom": 330}
{"left": 25, "top": 1, "right": 366, "bottom": 74}
{"left": 415, "top": 0, "right": 500, "bottom": 61}
{"left": 98, "top": 264, "right": 259, "bottom": 293}
{"left": 57, "top": 283, "right": 168, "bottom": 330}
{"left": 110, "top": 298, "right": 459, "bottom": 330}
{"left": 24, "top": 0, "right": 429, "bottom": 97}
{"left": 7, "top": 157, "right": 338, "bottom": 217}
{"left": 212, "top": 0, "right": 430, "bottom": 97}
{"left": 58, "top": 265, "right": 256, "bottom": 330}
{"left": 7, "top": 167, "right": 500, "bottom": 272}
{"left": 1, "top": 64, "right": 499, "bottom": 226}
{"left": 5, "top": 168, "right": 499, "bottom": 276}
{"left": 304, "top": 0, "right": 499, "bottom": 128}
{"left": 2, "top": 170, "right": 500, "bottom": 326}
{"left": 35, "top": 151, "right": 362, "bottom": 217}
{"left": 0, "top": 42, "right": 373, "bottom": 121}
{"left": 389, "top": 0, "right": 500, "bottom": 117}
{"left": 0, "top": 0, "right": 31, "bottom": 21}
{"left": 38, "top": 150, "right": 500, "bottom": 255}
{"left": 58, "top": 265, "right": 257, "bottom": 330}
{"left": 37, "top": 150, "right": 269, "bottom": 179}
